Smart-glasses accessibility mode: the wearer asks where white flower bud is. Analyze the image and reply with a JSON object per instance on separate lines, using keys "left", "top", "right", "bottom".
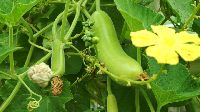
{"left": 28, "top": 62, "right": 53, "bottom": 87}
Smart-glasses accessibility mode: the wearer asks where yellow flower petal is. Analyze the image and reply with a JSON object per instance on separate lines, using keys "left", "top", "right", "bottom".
{"left": 176, "top": 44, "right": 200, "bottom": 61}
{"left": 130, "top": 30, "right": 157, "bottom": 47}
{"left": 151, "top": 25, "right": 176, "bottom": 39}
{"left": 176, "top": 31, "right": 200, "bottom": 44}
{"left": 146, "top": 45, "right": 179, "bottom": 65}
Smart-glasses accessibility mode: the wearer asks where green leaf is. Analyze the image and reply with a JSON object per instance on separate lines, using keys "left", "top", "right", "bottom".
{"left": 66, "top": 84, "right": 91, "bottom": 112}
{"left": 114, "top": 0, "right": 165, "bottom": 31}
{"left": 0, "top": 0, "right": 39, "bottom": 25}
{"left": 148, "top": 57, "right": 200, "bottom": 111}
{"left": 0, "top": 46, "right": 22, "bottom": 64}
{"left": 65, "top": 55, "right": 82, "bottom": 75}
{"left": 35, "top": 81, "right": 73, "bottom": 112}
{"left": 166, "top": 0, "right": 194, "bottom": 23}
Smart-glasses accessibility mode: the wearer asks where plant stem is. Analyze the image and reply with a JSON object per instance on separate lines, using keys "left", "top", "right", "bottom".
{"left": 33, "top": 22, "right": 53, "bottom": 38}
{"left": 0, "top": 81, "right": 21, "bottom": 112}
{"left": 82, "top": 8, "right": 91, "bottom": 18}
{"left": 96, "top": 0, "right": 101, "bottom": 11}
{"left": 107, "top": 76, "right": 112, "bottom": 94}
{"left": 52, "top": 12, "right": 64, "bottom": 40}
{"left": 21, "top": 18, "right": 35, "bottom": 67}
{"left": 181, "top": 3, "right": 200, "bottom": 30}
{"left": 135, "top": 87, "right": 140, "bottom": 112}
{"left": 64, "top": 2, "right": 81, "bottom": 41}
{"left": 28, "top": 39, "right": 51, "bottom": 52}
{"left": 156, "top": 106, "right": 161, "bottom": 112}
{"left": 24, "top": 46, "right": 35, "bottom": 67}
{"left": 0, "top": 71, "right": 13, "bottom": 79}
{"left": 17, "top": 75, "right": 42, "bottom": 101}
{"left": 89, "top": 1, "right": 96, "bottom": 13}
{"left": 70, "top": 30, "right": 84, "bottom": 40}
{"left": 8, "top": 26, "right": 15, "bottom": 77}
{"left": 137, "top": 48, "right": 141, "bottom": 65}
{"left": 140, "top": 88, "right": 155, "bottom": 112}
{"left": 60, "top": 0, "right": 70, "bottom": 41}
{"left": 70, "top": 73, "right": 91, "bottom": 87}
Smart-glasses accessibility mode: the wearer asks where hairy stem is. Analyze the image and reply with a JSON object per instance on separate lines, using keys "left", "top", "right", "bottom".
{"left": 96, "top": 0, "right": 101, "bottom": 11}
{"left": 135, "top": 88, "right": 140, "bottom": 112}
{"left": 17, "top": 75, "right": 42, "bottom": 101}
{"left": 0, "top": 81, "right": 21, "bottom": 112}
{"left": 28, "top": 39, "right": 51, "bottom": 52}
{"left": 82, "top": 8, "right": 91, "bottom": 18}
{"left": 8, "top": 26, "right": 15, "bottom": 77}
{"left": 140, "top": 88, "right": 155, "bottom": 112}
{"left": 107, "top": 76, "right": 112, "bottom": 94}
{"left": 64, "top": 2, "right": 81, "bottom": 41}
{"left": 137, "top": 48, "right": 141, "bottom": 65}
{"left": 60, "top": 0, "right": 70, "bottom": 41}
{"left": 21, "top": 18, "right": 35, "bottom": 67}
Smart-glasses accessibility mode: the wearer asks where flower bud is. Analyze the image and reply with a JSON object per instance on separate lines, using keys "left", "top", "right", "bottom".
{"left": 28, "top": 62, "right": 53, "bottom": 87}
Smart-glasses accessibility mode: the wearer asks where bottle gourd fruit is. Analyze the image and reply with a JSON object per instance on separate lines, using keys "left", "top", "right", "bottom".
{"left": 91, "top": 11, "right": 144, "bottom": 85}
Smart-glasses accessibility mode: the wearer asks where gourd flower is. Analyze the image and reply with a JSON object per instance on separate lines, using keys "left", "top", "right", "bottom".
{"left": 130, "top": 25, "right": 200, "bottom": 65}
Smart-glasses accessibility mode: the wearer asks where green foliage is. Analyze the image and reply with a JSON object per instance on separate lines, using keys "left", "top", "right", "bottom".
{"left": 148, "top": 57, "right": 200, "bottom": 111}
{"left": 165, "top": 0, "right": 194, "bottom": 23}
{"left": 0, "top": 0, "right": 200, "bottom": 112}
{"left": 0, "top": 0, "right": 39, "bottom": 25}
{"left": 114, "top": 0, "right": 165, "bottom": 31}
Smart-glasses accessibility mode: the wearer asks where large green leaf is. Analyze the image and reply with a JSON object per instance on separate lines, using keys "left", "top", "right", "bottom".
{"left": 166, "top": 0, "right": 194, "bottom": 23}
{"left": 114, "top": 0, "right": 165, "bottom": 31}
{"left": 0, "top": 0, "right": 39, "bottom": 25}
{"left": 148, "top": 57, "right": 200, "bottom": 111}
{"left": 0, "top": 46, "right": 22, "bottom": 64}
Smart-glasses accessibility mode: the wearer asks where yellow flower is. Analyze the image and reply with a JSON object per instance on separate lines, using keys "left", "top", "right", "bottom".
{"left": 130, "top": 25, "right": 200, "bottom": 65}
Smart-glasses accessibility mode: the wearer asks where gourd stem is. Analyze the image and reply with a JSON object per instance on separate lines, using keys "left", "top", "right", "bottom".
{"left": 0, "top": 81, "right": 21, "bottom": 112}
{"left": 20, "top": 18, "right": 35, "bottom": 67}
{"left": 33, "top": 22, "right": 53, "bottom": 38}
{"left": 140, "top": 88, "right": 155, "bottom": 112}
{"left": 96, "top": 0, "right": 101, "bottom": 11}
{"left": 64, "top": 2, "right": 81, "bottom": 41}
{"left": 156, "top": 106, "right": 161, "bottom": 112}
{"left": 82, "top": 8, "right": 91, "bottom": 19}
{"left": 28, "top": 39, "right": 51, "bottom": 52}
{"left": 17, "top": 75, "right": 42, "bottom": 101}
{"left": 107, "top": 76, "right": 112, "bottom": 95}
{"left": 137, "top": 48, "right": 141, "bottom": 65}
{"left": 135, "top": 88, "right": 140, "bottom": 112}
{"left": 52, "top": 12, "right": 64, "bottom": 40}
{"left": 8, "top": 26, "right": 15, "bottom": 77}
{"left": 60, "top": 0, "right": 70, "bottom": 41}
{"left": 89, "top": 1, "right": 96, "bottom": 13}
